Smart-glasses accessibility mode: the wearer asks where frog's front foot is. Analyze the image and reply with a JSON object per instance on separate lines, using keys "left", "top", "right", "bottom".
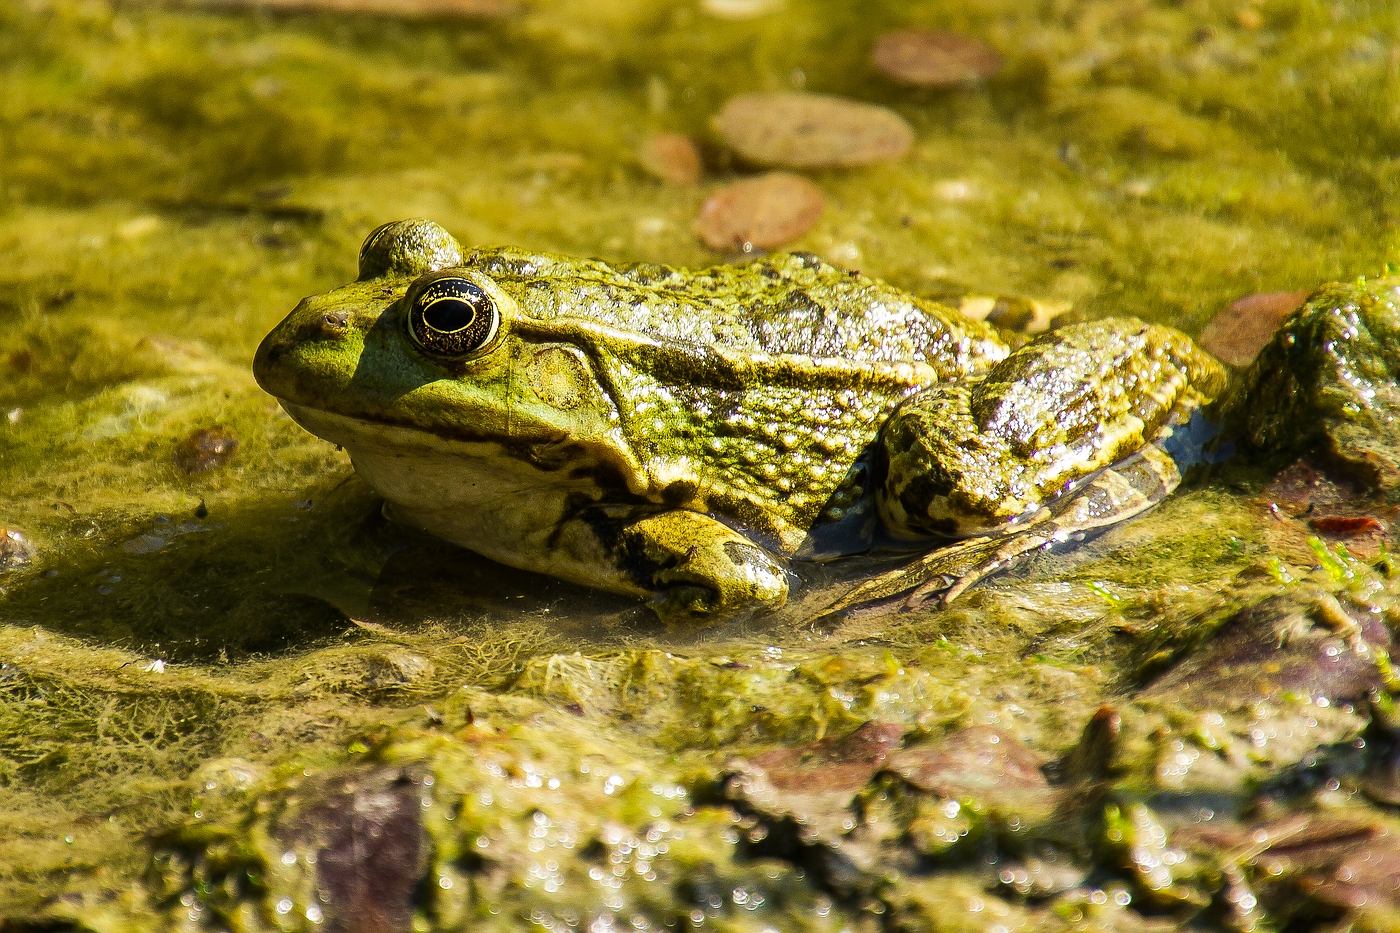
{"left": 619, "top": 511, "right": 789, "bottom": 623}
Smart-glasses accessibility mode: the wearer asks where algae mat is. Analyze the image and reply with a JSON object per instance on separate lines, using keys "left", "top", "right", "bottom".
{"left": 2, "top": 0, "right": 1400, "bottom": 930}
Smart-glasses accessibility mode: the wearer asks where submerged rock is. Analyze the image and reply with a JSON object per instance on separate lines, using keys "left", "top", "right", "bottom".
{"left": 1199, "top": 289, "right": 1311, "bottom": 367}
{"left": 281, "top": 768, "right": 427, "bottom": 933}
{"left": 0, "top": 527, "right": 35, "bottom": 571}
{"left": 871, "top": 30, "right": 1004, "bottom": 88}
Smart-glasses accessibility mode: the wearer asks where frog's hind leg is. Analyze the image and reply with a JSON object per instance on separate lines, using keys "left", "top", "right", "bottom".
{"left": 820, "top": 425, "right": 1192, "bottom": 619}
{"left": 912, "top": 441, "right": 1183, "bottom": 606}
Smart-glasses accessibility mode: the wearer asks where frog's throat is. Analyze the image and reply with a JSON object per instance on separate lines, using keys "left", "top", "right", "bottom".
{"left": 278, "top": 400, "right": 820, "bottom": 554}
{"left": 278, "top": 400, "right": 637, "bottom": 567}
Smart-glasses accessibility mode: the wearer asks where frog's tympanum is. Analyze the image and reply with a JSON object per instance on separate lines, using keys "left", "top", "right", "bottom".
{"left": 254, "top": 220, "right": 1227, "bottom": 621}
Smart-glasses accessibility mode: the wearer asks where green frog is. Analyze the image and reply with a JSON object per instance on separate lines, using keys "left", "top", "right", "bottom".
{"left": 254, "top": 219, "right": 1227, "bottom": 622}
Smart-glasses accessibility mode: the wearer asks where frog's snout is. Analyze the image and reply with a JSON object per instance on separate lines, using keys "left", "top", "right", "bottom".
{"left": 253, "top": 299, "right": 348, "bottom": 397}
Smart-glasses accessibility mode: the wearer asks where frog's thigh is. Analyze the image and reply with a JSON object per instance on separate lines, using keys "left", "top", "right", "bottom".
{"left": 881, "top": 317, "right": 1222, "bottom": 538}
{"left": 616, "top": 511, "right": 789, "bottom": 622}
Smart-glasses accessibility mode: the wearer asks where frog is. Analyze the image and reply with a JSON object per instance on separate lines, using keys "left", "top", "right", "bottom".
{"left": 253, "top": 219, "right": 1227, "bottom": 622}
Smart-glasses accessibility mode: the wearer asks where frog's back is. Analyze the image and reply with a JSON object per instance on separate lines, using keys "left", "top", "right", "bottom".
{"left": 465, "top": 248, "right": 1002, "bottom": 378}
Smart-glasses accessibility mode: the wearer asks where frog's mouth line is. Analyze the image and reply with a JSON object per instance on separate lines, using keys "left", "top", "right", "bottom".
{"left": 277, "top": 398, "right": 556, "bottom": 452}
{"left": 276, "top": 399, "right": 650, "bottom": 499}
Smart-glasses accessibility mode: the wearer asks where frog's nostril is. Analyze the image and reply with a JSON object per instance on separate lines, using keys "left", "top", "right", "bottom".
{"left": 316, "top": 311, "right": 350, "bottom": 336}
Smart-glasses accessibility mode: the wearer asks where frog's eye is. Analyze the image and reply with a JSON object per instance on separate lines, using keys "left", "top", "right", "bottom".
{"left": 406, "top": 276, "right": 500, "bottom": 359}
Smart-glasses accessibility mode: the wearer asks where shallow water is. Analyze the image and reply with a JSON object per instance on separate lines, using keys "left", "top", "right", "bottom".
{"left": 2, "top": 0, "right": 1399, "bottom": 929}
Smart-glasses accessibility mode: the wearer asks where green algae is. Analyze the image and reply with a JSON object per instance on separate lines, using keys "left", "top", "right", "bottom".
{"left": 3, "top": 0, "right": 1400, "bottom": 929}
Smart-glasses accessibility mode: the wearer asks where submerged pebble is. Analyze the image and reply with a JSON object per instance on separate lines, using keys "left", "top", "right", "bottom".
{"left": 1199, "top": 289, "right": 1311, "bottom": 367}
{"left": 872, "top": 30, "right": 1004, "bottom": 87}
{"left": 711, "top": 92, "right": 914, "bottom": 168}
{"left": 637, "top": 133, "right": 702, "bottom": 186}
{"left": 174, "top": 426, "right": 239, "bottom": 475}
{"left": 1258, "top": 457, "right": 1394, "bottom": 559}
{"left": 885, "top": 726, "right": 1052, "bottom": 806}
{"left": 366, "top": 651, "right": 437, "bottom": 689}
{"left": 286, "top": 768, "right": 426, "bottom": 932}
{"left": 695, "top": 172, "right": 824, "bottom": 251}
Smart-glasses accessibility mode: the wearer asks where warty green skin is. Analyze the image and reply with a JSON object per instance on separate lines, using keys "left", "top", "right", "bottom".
{"left": 1232, "top": 275, "right": 1400, "bottom": 492}
{"left": 254, "top": 220, "right": 1226, "bottom": 621}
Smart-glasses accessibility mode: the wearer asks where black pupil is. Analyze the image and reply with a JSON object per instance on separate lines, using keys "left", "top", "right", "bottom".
{"left": 423, "top": 297, "right": 477, "bottom": 333}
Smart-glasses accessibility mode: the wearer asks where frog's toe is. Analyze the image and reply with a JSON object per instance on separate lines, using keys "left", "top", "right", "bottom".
{"left": 649, "top": 581, "right": 722, "bottom": 621}
{"left": 619, "top": 511, "right": 789, "bottom": 622}
{"left": 649, "top": 543, "right": 789, "bottom": 622}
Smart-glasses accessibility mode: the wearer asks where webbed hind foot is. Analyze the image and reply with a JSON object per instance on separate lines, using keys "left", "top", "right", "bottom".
{"left": 815, "top": 441, "right": 1187, "bottom": 621}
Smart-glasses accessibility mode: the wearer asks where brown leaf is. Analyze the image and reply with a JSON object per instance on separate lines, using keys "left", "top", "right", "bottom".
{"left": 1309, "top": 514, "right": 1386, "bottom": 536}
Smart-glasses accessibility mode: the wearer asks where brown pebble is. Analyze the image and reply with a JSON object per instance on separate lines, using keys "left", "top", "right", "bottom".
{"left": 711, "top": 92, "right": 913, "bottom": 169}
{"left": 872, "top": 30, "right": 1004, "bottom": 87}
{"left": 637, "top": 133, "right": 702, "bottom": 186}
{"left": 1263, "top": 457, "right": 1366, "bottom": 517}
{"left": 1199, "top": 289, "right": 1312, "bottom": 367}
{"left": 695, "top": 173, "right": 824, "bottom": 252}
{"left": 174, "top": 427, "right": 239, "bottom": 475}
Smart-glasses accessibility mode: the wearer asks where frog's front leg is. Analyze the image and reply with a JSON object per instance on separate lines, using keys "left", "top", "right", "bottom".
{"left": 396, "top": 488, "right": 788, "bottom": 622}
{"left": 614, "top": 511, "right": 790, "bottom": 622}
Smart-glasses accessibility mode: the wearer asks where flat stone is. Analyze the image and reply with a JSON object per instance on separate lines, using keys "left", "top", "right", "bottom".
{"left": 724, "top": 720, "right": 906, "bottom": 841}
{"left": 280, "top": 767, "right": 427, "bottom": 933}
{"left": 182, "top": 0, "right": 514, "bottom": 16}
{"left": 872, "top": 30, "right": 1003, "bottom": 87}
{"left": 1142, "top": 591, "right": 1392, "bottom": 708}
{"left": 883, "top": 726, "right": 1051, "bottom": 808}
{"left": 711, "top": 92, "right": 913, "bottom": 168}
